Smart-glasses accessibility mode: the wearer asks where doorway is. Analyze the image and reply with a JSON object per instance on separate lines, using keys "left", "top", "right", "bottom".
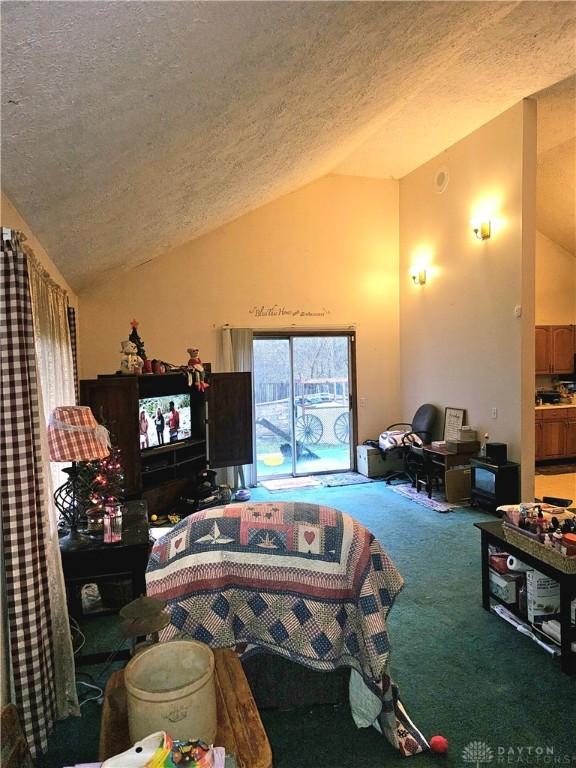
{"left": 253, "top": 332, "right": 356, "bottom": 479}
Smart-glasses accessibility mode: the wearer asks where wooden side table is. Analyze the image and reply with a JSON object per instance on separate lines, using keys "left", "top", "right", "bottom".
{"left": 60, "top": 500, "right": 151, "bottom": 664}
{"left": 99, "top": 648, "right": 273, "bottom": 768}
{"left": 414, "top": 445, "right": 476, "bottom": 498}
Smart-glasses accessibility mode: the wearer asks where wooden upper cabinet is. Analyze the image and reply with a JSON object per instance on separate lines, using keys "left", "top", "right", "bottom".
{"left": 535, "top": 325, "right": 574, "bottom": 374}
{"left": 551, "top": 326, "right": 574, "bottom": 373}
{"left": 535, "top": 327, "right": 551, "bottom": 374}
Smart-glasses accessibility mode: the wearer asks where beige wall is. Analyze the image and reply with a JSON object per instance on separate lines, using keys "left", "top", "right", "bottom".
{"left": 535, "top": 230, "right": 576, "bottom": 324}
{"left": 1, "top": 192, "right": 78, "bottom": 307}
{"left": 399, "top": 101, "right": 536, "bottom": 499}
{"left": 79, "top": 175, "right": 400, "bottom": 442}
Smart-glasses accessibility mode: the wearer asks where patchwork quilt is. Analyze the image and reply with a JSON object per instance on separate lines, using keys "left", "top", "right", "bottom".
{"left": 146, "top": 502, "right": 427, "bottom": 756}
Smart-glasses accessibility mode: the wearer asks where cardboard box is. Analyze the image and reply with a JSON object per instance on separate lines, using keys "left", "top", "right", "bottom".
{"left": 457, "top": 427, "right": 478, "bottom": 441}
{"left": 356, "top": 445, "right": 390, "bottom": 478}
{"left": 445, "top": 440, "right": 481, "bottom": 454}
{"left": 444, "top": 466, "right": 471, "bottom": 502}
{"left": 526, "top": 569, "right": 560, "bottom": 624}
{"left": 489, "top": 569, "right": 518, "bottom": 604}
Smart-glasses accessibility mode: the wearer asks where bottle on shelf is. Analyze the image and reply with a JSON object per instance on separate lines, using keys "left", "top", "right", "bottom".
{"left": 480, "top": 433, "right": 489, "bottom": 457}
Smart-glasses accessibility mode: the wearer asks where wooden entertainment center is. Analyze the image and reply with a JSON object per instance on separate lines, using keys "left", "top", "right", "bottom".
{"left": 80, "top": 371, "right": 253, "bottom": 518}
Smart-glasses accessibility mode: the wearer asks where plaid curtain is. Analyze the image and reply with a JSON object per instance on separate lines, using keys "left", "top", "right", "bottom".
{"left": 0, "top": 229, "right": 57, "bottom": 755}
{"left": 67, "top": 306, "right": 79, "bottom": 403}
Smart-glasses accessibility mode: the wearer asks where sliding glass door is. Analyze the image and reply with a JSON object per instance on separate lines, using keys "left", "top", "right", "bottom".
{"left": 253, "top": 333, "right": 355, "bottom": 479}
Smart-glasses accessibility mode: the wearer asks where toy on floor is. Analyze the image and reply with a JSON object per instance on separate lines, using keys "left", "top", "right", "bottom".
{"left": 429, "top": 735, "right": 449, "bottom": 753}
{"left": 101, "top": 730, "right": 220, "bottom": 767}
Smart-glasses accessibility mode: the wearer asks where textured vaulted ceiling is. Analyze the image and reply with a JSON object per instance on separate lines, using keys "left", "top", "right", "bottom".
{"left": 535, "top": 76, "right": 576, "bottom": 255}
{"left": 1, "top": 2, "right": 575, "bottom": 291}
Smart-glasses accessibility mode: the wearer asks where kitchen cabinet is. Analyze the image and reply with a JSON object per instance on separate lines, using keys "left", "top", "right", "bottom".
{"left": 535, "top": 411, "right": 544, "bottom": 460}
{"left": 566, "top": 411, "right": 576, "bottom": 456}
{"left": 535, "top": 325, "right": 574, "bottom": 375}
{"left": 535, "top": 407, "right": 576, "bottom": 461}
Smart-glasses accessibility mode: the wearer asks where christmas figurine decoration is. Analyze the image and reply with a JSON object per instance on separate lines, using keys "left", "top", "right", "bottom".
{"left": 129, "top": 319, "right": 147, "bottom": 361}
{"left": 187, "top": 348, "right": 209, "bottom": 391}
{"left": 120, "top": 339, "right": 144, "bottom": 375}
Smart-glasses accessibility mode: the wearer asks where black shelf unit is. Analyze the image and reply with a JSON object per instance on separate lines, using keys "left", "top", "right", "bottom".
{"left": 475, "top": 520, "right": 576, "bottom": 675}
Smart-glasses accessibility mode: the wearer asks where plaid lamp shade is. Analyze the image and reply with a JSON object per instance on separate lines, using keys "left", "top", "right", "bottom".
{"left": 48, "top": 406, "right": 110, "bottom": 461}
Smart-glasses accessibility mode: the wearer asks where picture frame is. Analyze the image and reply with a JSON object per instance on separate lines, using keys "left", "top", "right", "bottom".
{"left": 443, "top": 407, "right": 466, "bottom": 441}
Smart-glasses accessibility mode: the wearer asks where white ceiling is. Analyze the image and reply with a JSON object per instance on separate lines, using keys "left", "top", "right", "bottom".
{"left": 1, "top": 1, "right": 575, "bottom": 291}
{"left": 534, "top": 76, "right": 576, "bottom": 255}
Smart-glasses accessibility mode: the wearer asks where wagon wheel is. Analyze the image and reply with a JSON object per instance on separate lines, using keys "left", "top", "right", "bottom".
{"left": 295, "top": 414, "right": 323, "bottom": 444}
{"left": 334, "top": 413, "right": 350, "bottom": 443}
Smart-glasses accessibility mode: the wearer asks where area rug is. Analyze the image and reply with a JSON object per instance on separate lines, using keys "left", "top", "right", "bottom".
{"left": 260, "top": 476, "right": 322, "bottom": 491}
{"left": 389, "top": 482, "right": 468, "bottom": 513}
{"left": 320, "top": 472, "right": 375, "bottom": 487}
{"left": 536, "top": 463, "right": 576, "bottom": 475}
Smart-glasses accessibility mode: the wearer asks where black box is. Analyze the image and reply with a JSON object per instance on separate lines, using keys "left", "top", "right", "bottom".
{"left": 485, "top": 442, "right": 507, "bottom": 464}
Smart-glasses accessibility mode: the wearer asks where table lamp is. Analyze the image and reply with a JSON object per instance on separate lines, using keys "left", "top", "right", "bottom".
{"left": 48, "top": 405, "right": 111, "bottom": 551}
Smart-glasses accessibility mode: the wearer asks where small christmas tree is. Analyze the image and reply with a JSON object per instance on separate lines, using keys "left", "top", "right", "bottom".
{"left": 129, "top": 319, "right": 147, "bottom": 360}
{"left": 89, "top": 447, "right": 126, "bottom": 511}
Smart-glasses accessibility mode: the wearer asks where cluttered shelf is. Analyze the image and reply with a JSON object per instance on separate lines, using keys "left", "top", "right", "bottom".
{"left": 475, "top": 515, "right": 576, "bottom": 675}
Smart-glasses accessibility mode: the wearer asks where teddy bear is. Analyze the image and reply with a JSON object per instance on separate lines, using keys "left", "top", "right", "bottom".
{"left": 186, "top": 347, "right": 209, "bottom": 391}
{"left": 120, "top": 339, "right": 144, "bottom": 375}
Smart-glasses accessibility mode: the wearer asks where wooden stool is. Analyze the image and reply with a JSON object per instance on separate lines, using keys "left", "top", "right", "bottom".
{"left": 99, "top": 648, "right": 273, "bottom": 768}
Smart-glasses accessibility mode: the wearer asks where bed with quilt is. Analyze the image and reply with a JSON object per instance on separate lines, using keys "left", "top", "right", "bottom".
{"left": 146, "top": 501, "right": 427, "bottom": 756}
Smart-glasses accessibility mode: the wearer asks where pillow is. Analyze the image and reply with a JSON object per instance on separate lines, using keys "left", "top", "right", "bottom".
{"left": 378, "top": 430, "right": 423, "bottom": 451}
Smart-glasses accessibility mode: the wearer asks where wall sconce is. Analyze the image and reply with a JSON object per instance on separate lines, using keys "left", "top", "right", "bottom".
{"left": 473, "top": 221, "right": 491, "bottom": 240}
{"left": 410, "top": 268, "right": 427, "bottom": 285}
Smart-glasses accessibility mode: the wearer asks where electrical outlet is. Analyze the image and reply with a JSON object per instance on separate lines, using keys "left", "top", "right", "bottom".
{"left": 491, "top": 407, "right": 498, "bottom": 419}
{"left": 359, "top": 398, "right": 366, "bottom": 408}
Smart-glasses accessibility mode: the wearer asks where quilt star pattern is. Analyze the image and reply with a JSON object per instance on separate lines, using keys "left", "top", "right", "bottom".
{"left": 146, "top": 501, "right": 428, "bottom": 756}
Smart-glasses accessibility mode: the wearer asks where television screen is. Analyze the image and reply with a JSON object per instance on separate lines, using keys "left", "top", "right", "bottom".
{"left": 474, "top": 467, "right": 495, "bottom": 496}
{"left": 139, "top": 393, "right": 191, "bottom": 450}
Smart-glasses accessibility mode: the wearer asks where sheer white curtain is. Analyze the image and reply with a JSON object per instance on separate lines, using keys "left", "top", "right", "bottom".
{"left": 27, "top": 252, "right": 80, "bottom": 719}
{"left": 221, "top": 327, "right": 256, "bottom": 487}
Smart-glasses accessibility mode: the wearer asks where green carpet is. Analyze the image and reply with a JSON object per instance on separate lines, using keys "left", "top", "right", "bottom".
{"left": 38, "top": 482, "right": 576, "bottom": 768}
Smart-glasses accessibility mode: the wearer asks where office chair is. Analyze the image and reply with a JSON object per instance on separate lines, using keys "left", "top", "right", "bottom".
{"left": 379, "top": 404, "right": 439, "bottom": 484}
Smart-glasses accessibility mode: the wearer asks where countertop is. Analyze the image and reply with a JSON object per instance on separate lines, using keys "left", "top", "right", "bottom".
{"left": 535, "top": 403, "right": 576, "bottom": 410}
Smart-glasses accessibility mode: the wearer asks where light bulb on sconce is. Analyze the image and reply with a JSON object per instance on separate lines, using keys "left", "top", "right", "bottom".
{"left": 473, "top": 221, "right": 491, "bottom": 240}
{"left": 410, "top": 268, "right": 427, "bottom": 286}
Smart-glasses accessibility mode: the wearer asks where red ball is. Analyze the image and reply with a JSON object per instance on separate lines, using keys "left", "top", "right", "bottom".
{"left": 430, "top": 735, "right": 449, "bottom": 753}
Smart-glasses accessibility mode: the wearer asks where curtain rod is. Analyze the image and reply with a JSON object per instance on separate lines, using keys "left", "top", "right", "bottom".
{"left": 2, "top": 226, "right": 68, "bottom": 298}
{"left": 2, "top": 226, "right": 27, "bottom": 241}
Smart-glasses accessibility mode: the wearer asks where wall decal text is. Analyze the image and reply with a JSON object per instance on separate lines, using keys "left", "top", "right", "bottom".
{"left": 249, "top": 305, "right": 331, "bottom": 318}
